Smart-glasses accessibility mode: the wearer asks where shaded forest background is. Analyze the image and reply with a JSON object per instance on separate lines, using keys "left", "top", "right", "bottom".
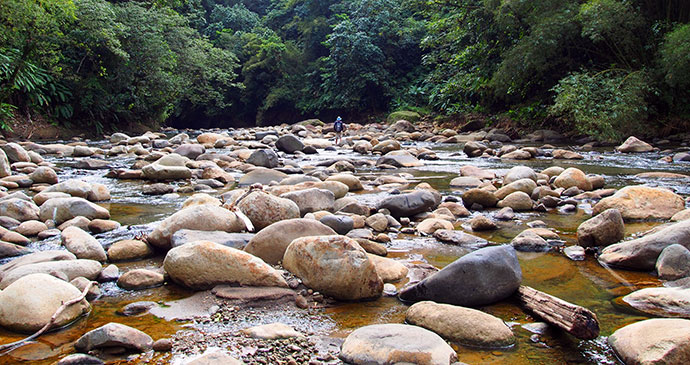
{"left": 1, "top": 0, "right": 689, "bottom": 140}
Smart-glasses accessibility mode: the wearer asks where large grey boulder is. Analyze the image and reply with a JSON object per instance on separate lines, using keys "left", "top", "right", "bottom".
{"left": 0, "top": 259, "right": 102, "bottom": 289}
{"left": 238, "top": 167, "right": 287, "bottom": 186}
{"left": 599, "top": 219, "right": 690, "bottom": 270}
{"left": 609, "top": 319, "right": 690, "bottom": 364}
{"left": 283, "top": 235, "right": 383, "bottom": 301}
{"left": 39, "top": 197, "right": 110, "bottom": 225}
{"left": 399, "top": 245, "right": 522, "bottom": 306}
{"left": 275, "top": 134, "right": 304, "bottom": 153}
{"left": 376, "top": 150, "right": 423, "bottom": 168}
{"left": 75, "top": 322, "right": 153, "bottom": 353}
{"left": 577, "top": 208, "right": 625, "bottom": 247}
{"left": 593, "top": 186, "right": 685, "bottom": 221}
{"left": 406, "top": 301, "right": 515, "bottom": 347}
{"left": 656, "top": 244, "right": 690, "bottom": 280}
{"left": 164, "top": 241, "right": 287, "bottom": 290}
{"left": 0, "top": 273, "right": 90, "bottom": 333}
{"left": 377, "top": 190, "right": 438, "bottom": 218}
{"left": 0, "top": 143, "right": 31, "bottom": 163}
{"left": 244, "top": 218, "right": 336, "bottom": 265}
{"left": 247, "top": 149, "right": 279, "bottom": 168}
{"left": 173, "top": 144, "right": 205, "bottom": 159}
{"left": 339, "top": 324, "right": 457, "bottom": 365}
{"left": 147, "top": 205, "right": 245, "bottom": 250}
{"left": 280, "top": 188, "right": 335, "bottom": 216}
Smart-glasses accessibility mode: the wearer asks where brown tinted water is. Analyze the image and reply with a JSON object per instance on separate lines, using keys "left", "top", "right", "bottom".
{"left": 0, "top": 140, "right": 687, "bottom": 364}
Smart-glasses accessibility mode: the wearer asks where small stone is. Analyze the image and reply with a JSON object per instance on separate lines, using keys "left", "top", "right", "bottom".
{"left": 152, "top": 338, "right": 173, "bottom": 352}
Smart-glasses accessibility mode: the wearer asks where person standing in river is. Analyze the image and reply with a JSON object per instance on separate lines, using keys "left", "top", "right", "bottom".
{"left": 333, "top": 116, "right": 345, "bottom": 145}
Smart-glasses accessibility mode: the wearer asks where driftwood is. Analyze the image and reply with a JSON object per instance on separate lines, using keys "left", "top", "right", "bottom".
{"left": 0, "top": 281, "right": 93, "bottom": 352}
{"left": 515, "top": 285, "right": 600, "bottom": 340}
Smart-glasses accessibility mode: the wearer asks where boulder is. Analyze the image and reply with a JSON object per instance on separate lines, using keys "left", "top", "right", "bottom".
{"left": 275, "top": 134, "right": 304, "bottom": 153}
{"left": 367, "top": 254, "right": 408, "bottom": 283}
{"left": 0, "top": 241, "right": 30, "bottom": 258}
{"left": 164, "top": 241, "right": 287, "bottom": 289}
{"left": 74, "top": 322, "right": 153, "bottom": 353}
{"left": 61, "top": 226, "right": 107, "bottom": 261}
{"left": 416, "top": 218, "right": 454, "bottom": 235}
{"left": 339, "top": 324, "right": 457, "bottom": 365}
{"left": 494, "top": 178, "right": 537, "bottom": 200}
{"left": 283, "top": 235, "right": 383, "bottom": 300}
{"left": 503, "top": 166, "right": 537, "bottom": 185}
{"left": 142, "top": 154, "right": 192, "bottom": 180}
{"left": 247, "top": 149, "right": 279, "bottom": 168}
{"left": 39, "top": 197, "right": 110, "bottom": 225}
{"left": 378, "top": 190, "right": 437, "bottom": 218}
{"left": 599, "top": 219, "right": 690, "bottom": 270}
{"left": 0, "top": 198, "right": 40, "bottom": 222}
{"left": 462, "top": 188, "right": 498, "bottom": 208}
{"left": 280, "top": 188, "right": 335, "bottom": 216}
{"left": 406, "top": 301, "right": 514, "bottom": 347}
{"left": 108, "top": 240, "right": 153, "bottom": 262}
{"left": 616, "top": 136, "right": 654, "bottom": 153}
{"left": 173, "top": 144, "right": 205, "bottom": 159}
{"left": 14, "top": 220, "right": 48, "bottom": 236}
{"left": 29, "top": 166, "right": 58, "bottom": 184}
{"left": 449, "top": 176, "right": 482, "bottom": 188}
{"left": 623, "top": 287, "right": 690, "bottom": 318}
{"left": 42, "top": 179, "right": 93, "bottom": 199}
{"left": 240, "top": 323, "right": 302, "bottom": 340}
{"left": 554, "top": 167, "right": 592, "bottom": 191}
{"left": 552, "top": 149, "right": 584, "bottom": 160}
{"left": 609, "top": 319, "right": 690, "bottom": 364}
{"left": 365, "top": 213, "right": 388, "bottom": 232}
{"left": 510, "top": 230, "right": 550, "bottom": 252}
{"left": 0, "top": 250, "right": 75, "bottom": 280}
{"left": 399, "top": 245, "right": 521, "bottom": 306}
{"left": 185, "top": 351, "right": 243, "bottom": 365}
{"left": 117, "top": 269, "right": 165, "bottom": 290}
{"left": 433, "top": 230, "right": 488, "bottom": 247}
{"left": 320, "top": 215, "right": 354, "bottom": 235}
{"left": 469, "top": 215, "right": 497, "bottom": 231}
{"left": 0, "top": 149, "right": 10, "bottom": 177}
{"left": 244, "top": 218, "right": 336, "bottom": 265}
{"left": 326, "top": 174, "right": 363, "bottom": 191}
{"left": 0, "top": 273, "right": 90, "bottom": 333}
{"left": 0, "top": 143, "right": 30, "bottom": 163}
{"left": 376, "top": 150, "right": 423, "bottom": 168}
{"left": 170, "top": 230, "right": 252, "bottom": 249}
{"left": 147, "top": 205, "right": 245, "bottom": 250}
{"left": 238, "top": 167, "right": 288, "bottom": 186}
{"left": 237, "top": 191, "right": 300, "bottom": 230}
{"left": 656, "top": 244, "right": 690, "bottom": 280}
{"left": 0, "top": 259, "right": 102, "bottom": 289}
{"left": 576, "top": 208, "right": 625, "bottom": 247}
{"left": 497, "top": 191, "right": 533, "bottom": 211}
{"left": 593, "top": 186, "right": 684, "bottom": 221}
{"left": 57, "top": 354, "right": 104, "bottom": 365}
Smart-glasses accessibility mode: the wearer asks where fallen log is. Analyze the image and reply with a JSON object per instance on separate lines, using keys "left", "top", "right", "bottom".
{"left": 515, "top": 285, "right": 600, "bottom": 340}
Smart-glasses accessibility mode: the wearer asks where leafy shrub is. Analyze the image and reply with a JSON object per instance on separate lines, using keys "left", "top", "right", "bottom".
{"left": 387, "top": 110, "right": 421, "bottom": 123}
{"left": 550, "top": 69, "right": 652, "bottom": 141}
{"left": 659, "top": 24, "right": 690, "bottom": 89}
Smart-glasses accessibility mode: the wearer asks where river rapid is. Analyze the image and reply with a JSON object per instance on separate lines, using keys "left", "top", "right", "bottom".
{"left": 0, "top": 125, "right": 688, "bottom": 364}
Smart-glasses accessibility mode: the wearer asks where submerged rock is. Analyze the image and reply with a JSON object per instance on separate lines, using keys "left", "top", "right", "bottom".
{"left": 75, "top": 322, "right": 153, "bottom": 353}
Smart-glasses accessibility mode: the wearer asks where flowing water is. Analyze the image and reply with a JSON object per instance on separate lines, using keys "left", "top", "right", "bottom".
{"left": 1, "top": 134, "right": 688, "bottom": 364}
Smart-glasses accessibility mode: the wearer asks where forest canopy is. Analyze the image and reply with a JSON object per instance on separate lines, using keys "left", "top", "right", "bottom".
{"left": 1, "top": 0, "right": 689, "bottom": 140}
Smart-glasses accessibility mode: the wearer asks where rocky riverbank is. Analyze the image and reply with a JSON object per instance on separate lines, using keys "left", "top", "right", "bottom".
{"left": 0, "top": 119, "right": 689, "bottom": 364}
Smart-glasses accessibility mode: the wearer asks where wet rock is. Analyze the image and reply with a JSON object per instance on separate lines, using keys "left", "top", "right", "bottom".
{"left": 354, "top": 238, "right": 388, "bottom": 256}
{"left": 593, "top": 185, "right": 684, "bottom": 221}
{"left": 504, "top": 166, "right": 537, "bottom": 185}
{"left": 501, "top": 149, "right": 532, "bottom": 160}
{"left": 171, "top": 230, "right": 252, "bottom": 249}
{"left": 577, "top": 208, "right": 625, "bottom": 247}
{"left": 609, "top": 318, "right": 690, "bottom": 364}
{"left": 319, "top": 215, "right": 354, "bottom": 235}
{"left": 656, "top": 244, "right": 690, "bottom": 280}
{"left": 495, "top": 178, "right": 537, "bottom": 200}
{"left": 0, "top": 241, "right": 30, "bottom": 258}
{"left": 173, "top": 144, "right": 205, "bottom": 159}
{"left": 671, "top": 209, "right": 690, "bottom": 222}
{"left": 70, "top": 276, "right": 101, "bottom": 301}
{"left": 373, "top": 140, "right": 401, "bottom": 154}
{"left": 553, "top": 167, "right": 592, "bottom": 191}
{"left": 494, "top": 207, "right": 515, "bottom": 220}
{"left": 439, "top": 201, "right": 470, "bottom": 217}
{"left": 247, "top": 149, "right": 279, "bottom": 168}
{"left": 339, "top": 323, "right": 457, "bottom": 365}
{"left": 0, "top": 273, "right": 90, "bottom": 333}
{"left": 39, "top": 197, "right": 110, "bottom": 225}
{"left": 497, "top": 191, "right": 533, "bottom": 211}
{"left": 185, "top": 350, "right": 243, "bottom": 365}
{"left": 236, "top": 191, "right": 300, "bottom": 231}
{"left": 164, "top": 241, "right": 288, "bottom": 289}
{"left": 61, "top": 226, "right": 107, "bottom": 261}
{"left": 153, "top": 338, "right": 173, "bottom": 352}
{"left": 238, "top": 167, "right": 288, "bottom": 186}
{"left": 376, "top": 150, "right": 423, "bottom": 168}
{"left": 623, "top": 287, "right": 690, "bottom": 318}
{"left": 469, "top": 215, "right": 497, "bottom": 231}
{"left": 240, "top": 323, "right": 302, "bottom": 339}
{"left": 58, "top": 216, "right": 91, "bottom": 231}
{"left": 599, "top": 219, "right": 690, "bottom": 270}
{"left": 399, "top": 245, "right": 521, "bottom": 306}
{"left": 616, "top": 136, "right": 654, "bottom": 153}
{"left": 0, "top": 143, "right": 31, "bottom": 163}
{"left": 120, "top": 301, "right": 158, "bottom": 316}
{"left": 353, "top": 140, "right": 373, "bottom": 154}
{"left": 118, "top": 269, "right": 165, "bottom": 290}
{"left": 449, "top": 176, "right": 482, "bottom": 188}
{"left": 552, "top": 149, "right": 584, "bottom": 160}
{"left": 564, "top": 245, "right": 585, "bottom": 261}
{"left": 406, "top": 301, "right": 515, "bottom": 347}
{"left": 0, "top": 149, "right": 10, "bottom": 178}
{"left": 87, "top": 219, "right": 120, "bottom": 234}
{"left": 462, "top": 188, "right": 498, "bottom": 209}
{"left": 416, "top": 218, "right": 454, "bottom": 235}
{"left": 0, "top": 198, "right": 40, "bottom": 222}
{"left": 367, "top": 254, "right": 408, "bottom": 283}
{"left": 57, "top": 354, "right": 104, "bottom": 365}
{"left": 29, "top": 166, "right": 58, "bottom": 184}
{"left": 378, "top": 190, "right": 438, "bottom": 218}
{"left": 74, "top": 322, "right": 153, "bottom": 353}
{"left": 279, "top": 188, "right": 334, "bottom": 216}
{"left": 142, "top": 183, "right": 175, "bottom": 195}
{"left": 148, "top": 205, "right": 245, "bottom": 250}
{"left": 15, "top": 220, "right": 48, "bottom": 236}
{"left": 276, "top": 134, "right": 304, "bottom": 153}
{"left": 433, "top": 229, "right": 488, "bottom": 247}
{"left": 142, "top": 154, "right": 192, "bottom": 180}
{"left": 463, "top": 141, "right": 486, "bottom": 157}
{"left": 326, "top": 173, "right": 363, "bottom": 191}
{"left": 365, "top": 213, "right": 389, "bottom": 232}
{"left": 244, "top": 218, "right": 336, "bottom": 265}
{"left": 511, "top": 230, "right": 550, "bottom": 251}
{"left": 283, "top": 235, "right": 383, "bottom": 300}
{"left": 0, "top": 259, "right": 102, "bottom": 289}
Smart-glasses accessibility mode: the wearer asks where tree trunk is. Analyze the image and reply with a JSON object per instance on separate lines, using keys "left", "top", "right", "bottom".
{"left": 514, "top": 285, "right": 600, "bottom": 340}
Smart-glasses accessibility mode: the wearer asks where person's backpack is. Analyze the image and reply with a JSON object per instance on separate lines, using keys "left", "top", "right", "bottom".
{"left": 334, "top": 120, "right": 343, "bottom": 132}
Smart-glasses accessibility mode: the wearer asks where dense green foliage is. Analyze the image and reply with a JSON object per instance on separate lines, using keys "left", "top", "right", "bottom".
{"left": 1, "top": 0, "right": 689, "bottom": 138}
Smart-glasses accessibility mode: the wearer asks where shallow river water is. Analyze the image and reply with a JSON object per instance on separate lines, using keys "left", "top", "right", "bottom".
{"left": 1, "top": 132, "right": 688, "bottom": 364}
